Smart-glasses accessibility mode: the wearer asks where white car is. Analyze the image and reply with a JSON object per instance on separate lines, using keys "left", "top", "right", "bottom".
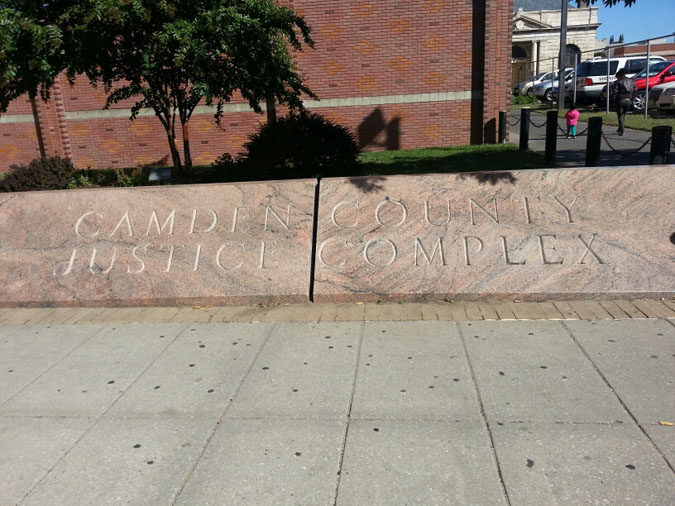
{"left": 571, "top": 55, "right": 665, "bottom": 105}
{"left": 647, "top": 81, "right": 675, "bottom": 113}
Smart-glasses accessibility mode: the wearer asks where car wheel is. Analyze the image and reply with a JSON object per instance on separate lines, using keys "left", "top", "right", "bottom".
{"left": 544, "top": 88, "right": 553, "bottom": 101}
{"left": 526, "top": 87, "right": 533, "bottom": 95}
{"left": 632, "top": 91, "right": 646, "bottom": 111}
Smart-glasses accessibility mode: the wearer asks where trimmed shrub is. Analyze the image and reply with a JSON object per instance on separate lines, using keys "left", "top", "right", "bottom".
{"left": 511, "top": 94, "right": 538, "bottom": 106}
{"left": 238, "top": 112, "right": 360, "bottom": 180}
{"left": 0, "top": 157, "right": 76, "bottom": 192}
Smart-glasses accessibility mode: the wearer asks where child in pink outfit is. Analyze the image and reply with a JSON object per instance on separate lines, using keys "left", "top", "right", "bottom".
{"left": 565, "top": 103, "right": 580, "bottom": 139}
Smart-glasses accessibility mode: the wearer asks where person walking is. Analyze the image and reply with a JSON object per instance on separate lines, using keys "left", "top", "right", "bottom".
{"left": 611, "top": 68, "right": 636, "bottom": 136}
{"left": 565, "top": 102, "right": 580, "bottom": 139}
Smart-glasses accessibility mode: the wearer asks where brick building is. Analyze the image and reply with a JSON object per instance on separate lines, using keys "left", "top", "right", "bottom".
{"left": 0, "top": 1, "right": 513, "bottom": 171}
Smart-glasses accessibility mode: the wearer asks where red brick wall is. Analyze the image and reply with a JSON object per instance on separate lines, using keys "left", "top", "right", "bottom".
{"left": 0, "top": 0, "right": 513, "bottom": 171}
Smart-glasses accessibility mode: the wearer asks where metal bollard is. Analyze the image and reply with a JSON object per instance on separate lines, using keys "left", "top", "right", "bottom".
{"left": 585, "top": 116, "right": 602, "bottom": 167}
{"left": 544, "top": 110, "right": 558, "bottom": 165}
{"left": 519, "top": 108, "right": 530, "bottom": 151}
{"left": 649, "top": 125, "right": 672, "bottom": 165}
{"left": 499, "top": 111, "right": 507, "bottom": 144}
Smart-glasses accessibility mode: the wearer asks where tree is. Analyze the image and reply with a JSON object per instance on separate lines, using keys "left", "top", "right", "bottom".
{"left": 65, "top": 0, "right": 315, "bottom": 176}
{"left": 0, "top": 3, "right": 66, "bottom": 157}
{"left": 0, "top": 3, "right": 64, "bottom": 113}
{"left": 0, "top": 1, "right": 315, "bottom": 175}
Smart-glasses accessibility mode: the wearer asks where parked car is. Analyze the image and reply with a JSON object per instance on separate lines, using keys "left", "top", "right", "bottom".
{"left": 534, "top": 70, "right": 575, "bottom": 101}
{"left": 599, "top": 60, "right": 675, "bottom": 110}
{"left": 568, "top": 55, "right": 665, "bottom": 105}
{"left": 513, "top": 71, "right": 560, "bottom": 96}
{"left": 647, "top": 81, "right": 675, "bottom": 114}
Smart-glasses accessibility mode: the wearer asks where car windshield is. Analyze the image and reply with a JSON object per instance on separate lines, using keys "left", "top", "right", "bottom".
{"left": 633, "top": 61, "right": 673, "bottom": 78}
{"left": 576, "top": 60, "right": 619, "bottom": 77}
{"left": 534, "top": 72, "right": 548, "bottom": 80}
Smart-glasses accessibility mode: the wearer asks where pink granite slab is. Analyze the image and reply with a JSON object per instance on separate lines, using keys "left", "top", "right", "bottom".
{"left": 313, "top": 166, "right": 675, "bottom": 302}
{"left": 0, "top": 180, "right": 316, "bottom": 307}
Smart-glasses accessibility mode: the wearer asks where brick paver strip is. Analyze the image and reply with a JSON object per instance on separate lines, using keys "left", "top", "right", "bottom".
{"left": 24, "top": 308, "right": 57, "bottom": 324}
{"left": 643, "top": 299, "right": 675, "bottom": 318}
{"left": 1, "top": 301, "right": 671, "bottom": 325}
{"left": 567, "top": 301, "right": 599, "bottom": 319}
{"left": 521, "top": 302, "right": 552, "bottom": 319}
{"left": 663, "top": 299, "right": 675, "bottom": 312}
{"left": 536, "top": 302, "right": 565, "bottom": 319}
{"left": 614, "top": 300, "right": 648, "bottom": 318}
{"left": 599, "top": 301, "right": 631, "bottom": 319}
{"left": 584, "top": 301, "right": 613, "bottom": 319}
{"left": 0, "top": 308, "right": 35, "bottom": 325}
{"left": 509, "top": 303, "right": 532, "bottom": 319}
{"left": 136, "top": 307, "right": 181, "bottom": 323}
{"left": 630, "top": 299, "right": 662, "bottom": 318}
{"left": 478, "top": 304, "right": 500, "bottom": 320}
{"left": 420, "top": 303, "right": 441, "bottom": 320}
{"left": 210, "top": 306, "right": 249, "bottom": 322}
{"left": 493, "top": 303, "right": 517, "bottom": 320}
{"left": 463, "top": 303, "right": 484, "bottom": 321}
{"left": 552, "top": 301, "right": 579, "bottom": 319}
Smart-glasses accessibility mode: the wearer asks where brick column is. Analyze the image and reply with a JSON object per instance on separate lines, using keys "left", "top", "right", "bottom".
{"left": 31, "top": 74, "right": 72, "bottom": 160}
{"left": 482, "top": 0, "right": 513, "bottom": 144}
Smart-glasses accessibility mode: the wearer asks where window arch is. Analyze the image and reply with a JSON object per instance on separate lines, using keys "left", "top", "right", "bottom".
{"left": 512, "top": 45, "right": 528, "bottom": 59}
{"left": 565, "top": 44, "right": 581, "bottom": 68}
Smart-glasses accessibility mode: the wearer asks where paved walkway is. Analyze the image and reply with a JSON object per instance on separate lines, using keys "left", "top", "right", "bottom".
{"left": 509, "top": 109, "right": 658, "bottom": 167}
{"left": 1, "top": 302, "right": 674, "bottom": 505}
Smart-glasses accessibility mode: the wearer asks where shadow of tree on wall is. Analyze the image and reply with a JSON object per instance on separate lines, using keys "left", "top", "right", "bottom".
{"left": 139, "top": 155, "right": 170, "bottom": 169}
{"left": 458, "top": 171, "right": 517, "bottom": 185}
{"left": 347, "top": 176, "right": 387, "bottom": 193}
{"left": 357, "top": 108, "right": 400, "bottom": 151}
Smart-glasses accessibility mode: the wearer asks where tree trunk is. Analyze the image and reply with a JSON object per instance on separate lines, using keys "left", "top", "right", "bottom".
{"left": 182, "top": 119, "right": 192, "bottom": 173}
{"left": 29, "top": 93, "right": 47, "bottom": 160}
{"left": 166, "top": 129, "right": 183, "bottom": 177}
{"left": 266, "top": 95, "right": 277, "bottom": 125}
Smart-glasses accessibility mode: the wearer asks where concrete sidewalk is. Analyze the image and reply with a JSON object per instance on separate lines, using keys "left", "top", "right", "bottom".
{"left": 1, "top": 313, "right": 674, "bottom": 505}
{"left": 509, "top": 109, "right": 659, "bottom": 167}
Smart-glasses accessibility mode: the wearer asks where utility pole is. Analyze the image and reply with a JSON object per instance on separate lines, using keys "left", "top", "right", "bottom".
{"left": 558, "top": 0, "right": 568, "bottom": 112}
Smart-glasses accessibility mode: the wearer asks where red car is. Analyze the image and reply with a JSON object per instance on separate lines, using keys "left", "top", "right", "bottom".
{"left": 632, "top": 60, "right": 675, "bottom": 109}
{"left": 602, "top": 60, "right": 675, "bottom": 110}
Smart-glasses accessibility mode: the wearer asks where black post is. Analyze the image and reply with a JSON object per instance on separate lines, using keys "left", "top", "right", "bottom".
{"left": 545, "top": 110, "right": 558, "bottom": 165}
{"left": 519, "top": 108, "right": 530, "bottom": 151}
{"left": 585, "top": 116, "right": 602, "bottom": 167}
{"left": 498, "top": 111, "right": 507, "bottom": 144}
{"left": 649, "top": 125, "right": 672, "bottom": 165}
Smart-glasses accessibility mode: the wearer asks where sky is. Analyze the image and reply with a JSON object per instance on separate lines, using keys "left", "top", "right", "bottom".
{"left": 593, "top": 0, "right": 675, "bottom": 45}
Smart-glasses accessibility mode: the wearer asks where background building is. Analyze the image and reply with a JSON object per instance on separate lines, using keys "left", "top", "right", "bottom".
{"left": 0, "top": 1, "right": 513, "bottom": 171}
{"left": 512, "top": 0, "right": 602, "bottom": 85}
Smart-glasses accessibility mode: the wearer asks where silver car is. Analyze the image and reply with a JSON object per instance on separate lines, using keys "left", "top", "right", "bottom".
{"left": 533, "top": 70, "right": 574, "bottom": 101}
{"left": 513, "top": 71, "right": 558, "bottom": 96}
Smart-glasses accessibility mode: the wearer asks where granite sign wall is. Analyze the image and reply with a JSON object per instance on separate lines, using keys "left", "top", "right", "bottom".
{"left": 313, "top": 166, "right": 675, "bottom": 302}
{"left": 1, "top": 166, "right": 673, "bottom": 307}
{"left": 0, "top": 180, "right": 316, "bottom": 306}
